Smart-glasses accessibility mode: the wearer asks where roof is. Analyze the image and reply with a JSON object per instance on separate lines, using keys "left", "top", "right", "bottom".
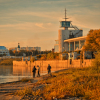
{"left": 0, "top": 46, "right": 7, "bottom": 50}
{"left": 64, "top": 36, "right": 87, "bottom": 42}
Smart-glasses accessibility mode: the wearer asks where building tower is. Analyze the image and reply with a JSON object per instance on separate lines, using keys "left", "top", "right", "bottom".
{"left": 54, "top": 9, "right": 83, "bottom": 53}
{"left": 17, "top": 43, "right": 20, "bottom": 51}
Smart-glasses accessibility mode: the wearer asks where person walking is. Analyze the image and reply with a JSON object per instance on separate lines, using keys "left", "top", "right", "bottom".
{"left": 47, "top": 64, "right": 51, "bottom": 75}
{"left": 32, "top": 66, "right": 37, "bottom": 78}
{"left": 37, "top": 65, "right": 40, "bottom": 77}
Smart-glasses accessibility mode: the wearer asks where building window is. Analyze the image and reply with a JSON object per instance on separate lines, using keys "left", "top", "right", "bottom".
{"left": 75, "top": 41, "right": 79, "bottom": 50}
{"left": 68, "top": 42, "right": 73, "bottom": 51}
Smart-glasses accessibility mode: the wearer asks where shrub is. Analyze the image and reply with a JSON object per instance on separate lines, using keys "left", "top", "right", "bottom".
{"left": 20, "top": 78, "right": 31, "bottom": 82}
{"left": 47, "top": 53, "right": 55, "bottom": 60}
{"left": 92, "top": 51, "right": 100, "bottom": 73}
{"left": 30, "top": 57, "right": 35, "bottom": 62}
{"left": 62, "top": 55, "right": 66, "bottom": 60}
{"left": 41, "top": 54, "right": 47, "bottom": 60}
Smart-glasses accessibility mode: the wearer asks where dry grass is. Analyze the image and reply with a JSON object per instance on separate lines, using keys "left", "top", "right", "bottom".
{"left": 37, "top": 67, "right": 100, "bottom": 100}
{"left": 15, "top": 87, "right": 41, "bottom": 97}
{"left": 20, "top": 78, "right": 32, "bottom": 82}
{"left": 15, "top": 67, "right": 100, "bottom": 100}
{"left": 16, "top": 87, "right": 33, "bottom": 96}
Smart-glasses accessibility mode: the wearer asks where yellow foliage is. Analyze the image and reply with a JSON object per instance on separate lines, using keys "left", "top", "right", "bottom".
{"left": 83, "top": 29, "right": 100, "bottom": 51}
{"left": 41, "top": 55, "right": 47, "bottom": 60}
{"left": 36, "top": 67, "right": 100, "bottom": 100}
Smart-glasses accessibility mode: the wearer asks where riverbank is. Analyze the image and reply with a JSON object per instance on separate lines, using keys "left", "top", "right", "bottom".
{"left": 0, "top": 67, "right": 100, "bottom": 100}
{"left": 0, "top": 76, "right": 44, "bottom": 100}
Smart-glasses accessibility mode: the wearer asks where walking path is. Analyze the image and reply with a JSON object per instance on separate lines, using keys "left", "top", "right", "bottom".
{"left": 0, "top": 76, "right": 44, "bottom": 100}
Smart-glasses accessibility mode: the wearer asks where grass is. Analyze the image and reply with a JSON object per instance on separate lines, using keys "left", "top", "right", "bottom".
{"left": 36, "top": 67, "right": 100, "bottom": 100}
{"left": 20, "top": 78, "right": 33, "bottom": 83}
{"left": 0, "top": 58, "right": 22, "bottom": 65}
{"left": 16, "top": 87, "right": 33, "bottom": 96}
{"left": 15, "top": 66, "right": 100, "bottom": 100}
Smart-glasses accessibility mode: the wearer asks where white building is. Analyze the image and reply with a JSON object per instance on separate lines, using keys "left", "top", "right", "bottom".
{"left": 33, "top": 47, "right": 41, "bottom": 51}
{"left": 54, "top": 9, "right": 91, "bottom": 59}
{"left": 0, "top": 46, "right": 10, "bottom": 56}
{"left": 9, "top": 46, "right": 41, "bottom": 51}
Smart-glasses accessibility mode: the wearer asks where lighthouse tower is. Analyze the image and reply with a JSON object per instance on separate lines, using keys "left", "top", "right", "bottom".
{"left": 57, "top": 9, "right": 83, "bottom": 52}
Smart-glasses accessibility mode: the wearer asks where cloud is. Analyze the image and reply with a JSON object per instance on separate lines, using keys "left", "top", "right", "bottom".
{"left": 0, "top": 22, "right": 58, "bottom": 32}
{"left": 0, "top": 11, "right": 62, "bottom": 23}
{"left": 0, "top": 0, "right": 13, "bottom": 3}
{"left": 35, "top": 23, "right": 45, "bottom": 29}
{"left": 47, "top": 23, "right": 52, "bottom": 26}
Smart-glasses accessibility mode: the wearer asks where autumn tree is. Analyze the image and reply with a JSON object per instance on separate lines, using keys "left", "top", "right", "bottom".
{"left": 9, "top": 50, "right": 14, "bottom": 56}
{"left": 47, "top": 53, "right": 55, "bottom": 60}
{"left": 83, "top": 29, "right": 100, "bottom": 51}
{"left": 13, "top": 50, "right": 17, "bottom": 54}
{"left": 41, "top": 54, "right": 47, "bottom": 60}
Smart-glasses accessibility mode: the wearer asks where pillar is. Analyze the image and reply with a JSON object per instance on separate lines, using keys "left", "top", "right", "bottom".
{"left": 79, "top": 40, "right": 80, "bottom": 49}
{"left": 74, "top": 41, "right": 75, "bottom": 51}
{"left": 69, "top": 42, "right": 70, "bottom": 52}
{"left": 83, "top": 51, "right": 85, "bottom": 67}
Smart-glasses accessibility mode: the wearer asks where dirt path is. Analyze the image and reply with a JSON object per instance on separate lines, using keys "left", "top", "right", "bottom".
{"left": 0, "top": 77, "right": 44, "bottom": 100}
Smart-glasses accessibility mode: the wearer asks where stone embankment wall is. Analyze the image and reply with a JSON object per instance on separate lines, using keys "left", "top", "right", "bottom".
{"left": 13, "top": 59, "right": 94, "bottom": 73}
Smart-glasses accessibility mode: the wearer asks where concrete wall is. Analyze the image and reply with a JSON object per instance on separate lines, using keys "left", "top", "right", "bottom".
{"left": 83, "top": 59, "right": 94, "bottom": 67}
{"left": 13, "top": 59, "right": 93, "bottom": 74}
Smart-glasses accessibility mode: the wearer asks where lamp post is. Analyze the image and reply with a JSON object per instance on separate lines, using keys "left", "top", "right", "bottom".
{"left": 63, "top": 47, "right": 64, "bottom": 52}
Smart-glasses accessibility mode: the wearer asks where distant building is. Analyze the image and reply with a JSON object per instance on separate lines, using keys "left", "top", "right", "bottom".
{"left": 33, "top": 47, "right": 41, "bottom": 51}
{"left": 54, "top": 9, "right": 91, "bottom": 59}
{"left": 0, "top": 46, "right": 10, "bottom": 56}
{"left": 9, "top": 46, "right": 41, "bottom": 51}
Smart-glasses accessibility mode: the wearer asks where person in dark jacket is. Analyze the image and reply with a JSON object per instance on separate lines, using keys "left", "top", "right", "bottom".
{"left": 37, "top": 65, "right": 40, "bottom": 77}
{"left": 32, "top": 66, "right": 37, "bottom": 78}
{"left": 47, "top": 64, "right": 51, "bottom": 75}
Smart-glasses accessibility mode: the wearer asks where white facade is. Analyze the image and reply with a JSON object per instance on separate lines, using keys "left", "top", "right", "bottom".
{"left": 0, "top": 46, "right": 10, "bottom": 56}
{"left": 64, "top": 36, "right": 86, "bottom": 52}
{"left": 58, "top": 29, "right": 83, "bottom": 52}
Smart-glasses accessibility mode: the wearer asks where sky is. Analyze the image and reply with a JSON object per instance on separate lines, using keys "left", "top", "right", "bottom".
{"left": 0, "top": 0, "right": 100, "bottom": 51}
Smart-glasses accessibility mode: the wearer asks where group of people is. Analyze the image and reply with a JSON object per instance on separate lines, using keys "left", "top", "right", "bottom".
{"left": 32, "top": 64, "right": 51, "bottom": 78}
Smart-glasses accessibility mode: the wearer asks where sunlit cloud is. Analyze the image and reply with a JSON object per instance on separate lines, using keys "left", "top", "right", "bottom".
{"left": 35, "top": 23, "right": 45, "bottom": 29}
{"left": 47, "top": 23, "right": 52, "bottom": 26}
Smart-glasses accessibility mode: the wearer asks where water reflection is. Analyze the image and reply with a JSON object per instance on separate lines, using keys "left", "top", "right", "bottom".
{"left": 0, "top": 65, "right": 48, "bottom": 84}
{"left": 13, "top": 66, "right": 32, "bottom": 76}
{"left": 0, "top": 65, "right": 13, "bottom": 76}
{"left": 0, "top": 65, "right": 33, "bottom": 84}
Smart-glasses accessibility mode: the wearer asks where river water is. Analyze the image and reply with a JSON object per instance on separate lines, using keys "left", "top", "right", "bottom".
{"left": 0, "top": 65, "right": 47, "bottom": 84}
